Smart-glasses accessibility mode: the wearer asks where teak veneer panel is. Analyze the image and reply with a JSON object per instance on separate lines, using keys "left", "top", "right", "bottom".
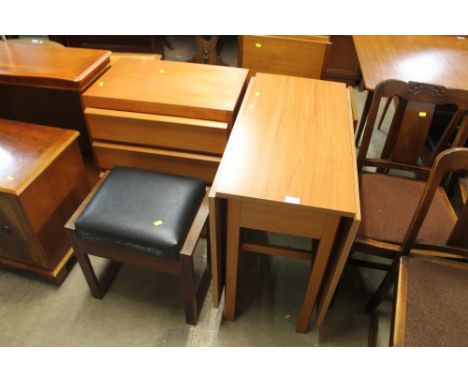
{"left": 85, "top": 107, "right": 228, "bottom": 155}
{"left": 0, "top": 41, "right": 111, "bottom": 91}
{"left": 353, "top": 35, "right": 468, "bottom": 91}
{"left": 83, "top": 59, "right": 249, "bottom": 123}
{"left": 0, "top": 119, "right": 79, "bottom": 195}
{"left": 240, "top": 35, "right": 330, "bottom": 79}
{"left": 93, "top": 141, "right": 220, "bottom": 183}
{"left": 215, "top": 73, "right": 358, "bottom": 217}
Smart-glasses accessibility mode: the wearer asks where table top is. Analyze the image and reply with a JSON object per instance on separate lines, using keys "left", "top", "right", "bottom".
{"left": 0, "top": 119, "right": 79, "bottom": 195}
{"left": 353, "top": 35, "right": 468, "bottom": 91}
{"left": 0, "top": 41, "right": 111, "bottom": 91}
{"left": 83, "top": 59, "right": 249, "bottom": 123}
{"left": 213, "top": 73, "right": 359, "bottom": 217}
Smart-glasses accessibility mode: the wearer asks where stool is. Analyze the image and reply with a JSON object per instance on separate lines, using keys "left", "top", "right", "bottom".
{"left": 65, "top": 167, "right": 211, "bottom": 325}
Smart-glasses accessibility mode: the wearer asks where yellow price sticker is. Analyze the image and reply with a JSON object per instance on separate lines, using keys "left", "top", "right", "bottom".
{"left": 419, "top": 111, "right": 427, "bottom": 118}
{"left": 255, "top": 42, "right": 262, "bottom": 48}
{"left": 153, "top": 220, "right": 163, "bottom": 226}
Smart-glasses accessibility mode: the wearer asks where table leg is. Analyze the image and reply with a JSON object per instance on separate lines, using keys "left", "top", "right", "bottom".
{"left": 296, "top": 215, "right": 340, "bottom": 333}
{"left": 315, "top": 216, "right": 360, "bottom": 327}
{"left": 224, "top": 199, "right": 241, "bottom": 321}
{"left": 355, "top": 90, "right": 373, "bottom": 146}
{"left": 209, "top": 195, "right": 223, "bottom": 306}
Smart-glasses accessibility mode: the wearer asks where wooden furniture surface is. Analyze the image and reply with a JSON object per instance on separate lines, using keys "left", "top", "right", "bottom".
{"left": 0, "top": 41, "right": 111, "bottom": 90}
{"left": 0, "top": 42, "right": 111, "bottom": 155}
{"left": 83, "top": 59, "right": 248, "bottom": 183}
{"left": 353, "top": 35, "right": 468, "bottom": 91}
{"left": 0, "top": 119, "right": 90, "bottom": 283}
{"left": 322, "top": 35, "right": 361, "bottom": 86}
{"left": 239, "top": 35, "right": 330, "bottom": 79}
{"left": 209, "top": 73, "right": 360, "bottom": 332}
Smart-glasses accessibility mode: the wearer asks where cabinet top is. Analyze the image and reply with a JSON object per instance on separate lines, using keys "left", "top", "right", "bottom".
{"left": 0, "top": 41, "right": 111, "bottom": 91}
{"left": 83, "top": 59, "right": 249, "bottom": 123}
{"left": 0, "top": 119, "right": 79, "bottom": 195}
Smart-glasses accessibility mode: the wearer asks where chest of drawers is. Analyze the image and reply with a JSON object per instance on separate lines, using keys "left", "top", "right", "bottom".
{"left": 83, "top": 59, "right": 249, "bottom": 183}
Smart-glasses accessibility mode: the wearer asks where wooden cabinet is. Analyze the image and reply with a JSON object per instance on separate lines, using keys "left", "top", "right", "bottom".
{"left": 0, "top": 41, "right": 110, "bottom": 156}
{"left": 239, "top": 35, "right": 330, "bottom": 79}
{"left": 322, "top": 36, "right": 361, "bottom": 85}
{"left": 0, "top": 119, "right": 90, "bottom": 283}
{"left": 83, "top": 59, "right": 249, "bottom": 184}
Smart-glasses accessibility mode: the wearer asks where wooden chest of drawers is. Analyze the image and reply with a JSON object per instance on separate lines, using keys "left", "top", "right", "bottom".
{"left": 83, "top": 59, "right": 249, "bottom": 183}
{"left": 0, "top": 119, "right": 90, "bottom": 283}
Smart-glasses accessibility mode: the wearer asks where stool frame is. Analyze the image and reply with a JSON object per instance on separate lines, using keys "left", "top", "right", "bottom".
{"left": 65, "top": 174, "right": 211, "bottom": 325}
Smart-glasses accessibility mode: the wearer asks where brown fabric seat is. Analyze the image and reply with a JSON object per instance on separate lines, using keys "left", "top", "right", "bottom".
{"left": 358, "top": 173, "right": 457, "bottom": 245}
{"left": 400, "top": 255, "right": 468, "bottom": 346}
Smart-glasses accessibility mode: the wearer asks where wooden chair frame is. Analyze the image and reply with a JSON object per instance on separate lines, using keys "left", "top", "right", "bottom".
{"left": 353, "top": 80, "right": 468, "bottom": 315}
{"left": 65, "top": 174, "right": 211, "bottom": 325}
{"left": 357, "top": 80, "right": 468, "bottom": 167}
{"left": 367, "top": 148, "right": 468, "bottom": 346}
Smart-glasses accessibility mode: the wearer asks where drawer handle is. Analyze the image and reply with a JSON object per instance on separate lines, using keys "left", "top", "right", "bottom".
{"left": 0, "top": 224, "right": 11, "bottom": 233}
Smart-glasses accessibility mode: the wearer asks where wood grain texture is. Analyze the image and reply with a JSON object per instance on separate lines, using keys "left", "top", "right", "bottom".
{"left": 215, "top": 73, "right": 358, "bottom": 218}
{"left": 85, "top": 107, "right": 228, "bottom": 155}
{"left": 0, "top": 120, "right": 89, "bottom": 282}
{"left": 393, "top": 256, "right": 408, "bottom": 346}
{"left": 322, "top": 35, "right": 360, "bottom": 85}
{"left": 240, "top": 35, "right": 330, "bottom": 79}
{"left": 353, "top": 35, "right": 468, "bottom": 91}
{"left": 0, "top": 41, "right": 111, "bottom": 91}
{"left": 0, "top": 119, "right": 79, "bottom": 195}
{"left": 83, "top": 59, "right": 248, "bottom": 123}
{"left": 93, "top": 141, "right": 220, "bottom": 184}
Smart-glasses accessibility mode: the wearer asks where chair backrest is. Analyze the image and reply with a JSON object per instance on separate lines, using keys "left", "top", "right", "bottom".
{"left": 357, "top": 80, "right": 468, "bottom": 176}
{"left": 401, "top": 148, "right": 468, "bottom": 258}
{"left": 239, "top": 35, "right": 330, "bottom": 79}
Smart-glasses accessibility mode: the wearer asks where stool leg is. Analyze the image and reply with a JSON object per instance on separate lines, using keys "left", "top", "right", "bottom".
{"left": 74, "top": 250, "right": 105, "bottom": 299}
{"left": 180, "top": 254, "right": 198, "bottom": 325}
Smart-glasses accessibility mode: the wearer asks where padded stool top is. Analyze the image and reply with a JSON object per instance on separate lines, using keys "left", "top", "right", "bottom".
{"left": 75, "top": 167, "right": 206, "bottom": 261}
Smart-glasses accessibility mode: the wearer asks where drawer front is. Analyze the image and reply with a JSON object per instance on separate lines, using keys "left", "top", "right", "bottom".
{"left": 240, "top": 35, "right": 329, "bottom": 79}
{"left": 86, "top": 108, "right": 228, "bottom": 155}
{"left": 94, "top": 142, "right": 221, "bottom": 184}
{"left": 0, "top": 194, "right": 46, "bottom": 268}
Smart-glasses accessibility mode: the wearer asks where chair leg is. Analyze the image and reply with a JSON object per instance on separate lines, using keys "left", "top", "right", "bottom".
{"left": 355, "top": 90, "right": 374, "bottom": 146}
{"left": 368, "top": 307, "right": 379, "bottom": 347}
{"left": 180, "top": 254, "right": 198, "bottom": 325}
{"left": 377, "top": 97, "right": 392, "bottom": 131}
{"left": 366, "top": 265, "right": 396, "bottom": 312}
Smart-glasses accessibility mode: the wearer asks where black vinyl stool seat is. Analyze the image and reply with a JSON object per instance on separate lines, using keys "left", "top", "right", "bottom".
{"left": 66, "top": 167, "right": 211, "bottom": 325}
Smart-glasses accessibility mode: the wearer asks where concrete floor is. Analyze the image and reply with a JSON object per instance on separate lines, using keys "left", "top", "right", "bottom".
{"left": 0, "top": 36, "right": 396, "bottom": 346}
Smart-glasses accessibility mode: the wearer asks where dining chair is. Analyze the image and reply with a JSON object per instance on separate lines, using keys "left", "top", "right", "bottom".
{"left": 65, "top": 167, "right": 211, "bottom": 325}
{"left": 388, "top": 148, "right": 468, "bottom": 346}
{"left": 350, "top": 80, "right": 468, "bottom": 316}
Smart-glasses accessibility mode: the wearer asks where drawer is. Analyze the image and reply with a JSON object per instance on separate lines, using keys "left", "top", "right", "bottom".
{"left": 240, "top": 35, "right": 330, "bottom": 79}
{"left": 0, "top": 194, "right": 46, "bottom": 268}
{"left": 94, "top": 141, "right": 221, "bottom": 184}
{"left": 85, "top": 107, "right": 228, "bottom": 155}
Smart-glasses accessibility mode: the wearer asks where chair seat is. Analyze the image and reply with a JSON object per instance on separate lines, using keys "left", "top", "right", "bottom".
{"left": 358, "top": 173, "right": 456, "bottom": 245}
{"left": 398, "top": 255, "right": 468, "bottom": 346}
{"left": 75, "top": 167, "right": 206, "bottom": 261}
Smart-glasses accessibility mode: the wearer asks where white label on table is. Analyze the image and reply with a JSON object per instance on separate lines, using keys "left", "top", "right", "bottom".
{"left": 284, "top": 195, "right": 301, "bottom": 204}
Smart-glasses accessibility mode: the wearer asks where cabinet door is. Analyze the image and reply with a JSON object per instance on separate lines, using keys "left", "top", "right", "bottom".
{"left": 0, "top": 194, "right": 46, "bottom": 268}
{"left": 322, "top": 36, "right": 360, "bottom": 85}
